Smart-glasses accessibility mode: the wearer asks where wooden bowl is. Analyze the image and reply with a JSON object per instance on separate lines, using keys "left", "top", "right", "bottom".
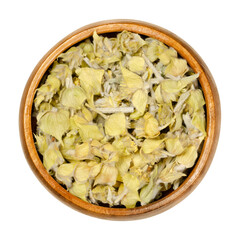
{"left": 19, "top": 20, "right": 221, "bottom": 220}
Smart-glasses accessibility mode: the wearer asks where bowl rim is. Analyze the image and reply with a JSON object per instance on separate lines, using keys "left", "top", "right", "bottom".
{"left": 19, "top": 19, "right": 221, "bottom": 220}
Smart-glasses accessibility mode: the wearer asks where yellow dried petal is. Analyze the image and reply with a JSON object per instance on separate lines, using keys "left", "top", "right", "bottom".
{"left": 165, "top": 137, "right": 184, "bottom": 155}
{"left": 164, "top": 58, "right": 189, "bottom": 77}
{"left": 74, "top": 142, "right": 91, "bottom": 160}
{"left": 130, "top": 89, "right": 148, "bottom": 119}
{"left": 112, "top": 136, "right": 138, "bottom": 156}
{"left": 103, "top": 143, "right": 115, "bottom": 152}
{"left": 74, "top": 162, "right": 90, "bottom": 183}
{"left": 116, "top": 156, "right": 132, "bottom": 176}
{"left": 60, "top": 87, "right": 86, "bottom": 109}
{"left": 122, "top": 173, "right": 140, "bottom": 192}
{"left": 91, "top": 139, "right": 102, "bottom": 148}
{"left": 187, "top": 89, "right": 205, "bottom": 114}
{"left": 170, "top": 112, "right": 182, "bottom": 132}
{"left": 59, "top": 46, "right": 83, "bottom": 69}
{"left": 34, "top": 95, "right": 45, "bottom": 109}
{"left": 34, "top": 75, "right": 61, "bottom": 109}
{"left": 92, "top": 185, "right": 107, "bottom": 203}
{"left": 39, "top": 110, "right": 70, "bottom": 143}
{"left": 94, "top": 164, "right": 118, "bottom": 186}
{"left": 145, "top": 39, "right": 166, "bottom": 62}
{"left": 120, "top": 66, "right": 143, "bottom": 89}
{"left": 175, "top": 145, "right": 198, "bottom": 168}
{"left": 69, "top": 182, "right": 89, "bottom": 201}
{"left": 132, "top": 153, "right": 146, "bottom": 168}
{"left": 140, "top": 167, "right": 161, "bottom": 205}
{"left": 158, "top": 103, "right": 173, "bottom": 126}
{"left": 105, "top": 112, "right": 126, "bottom": 136}
{"left": 144, "top": 113, "right": 160, "bottom": 138}
{"left": 92, "top": 185, "right": 115, "bottom": 204}
{"left": 76, "top": 67, "right": 104, "bottom": 94}
{"left": 154, "top": 85, "right": 163, "bottom": 104}
{"left": 117, "top": 30, "right": 146, "bottom": 54}
{"left": 46, "top": 74, "right": 61, "bottom": 92}
{"left": 128, "top": 56, "right": 145, "bottom": 73}
{"left": 56, "top": 163, "right": 76, "bottom": 188}
{"left": 82, "top": 106, "right": 93, "bottom": 122}
{"left": 121, "top": 190, "right": 140, "bottom": 208}
{"left": 89, "top": 163, "right": 102, "bottom": 178}
{"left": 77, "top": 124, "right": 104, "bottom": 141}
{"left": 51, "top": 63, "right": 72, "bottom": 85}
{"left": 34, "top": 134, "right": 48, "bottom": 155}
{"left": 161, "top": 74, "right": 199, "bottom": 93}
{"left": 76, "top": 67, "right": 104, "bottom": 105}
{"left": 159, "top": 161, "right": 186, "bottom": 183}
{"left": 159, "top": 48, "right": 177, "bottom": 65}
{"left": 142, "top": 139, "right": 164, "bottom": 154}
{"left": 43, "top": 143, "right": 65, "bottom": 172}
{"left": 69, "top": 115, "right": 88, "bottom": 130}
{"left": 192, "top": 109, "right": 206, "bottom": 136}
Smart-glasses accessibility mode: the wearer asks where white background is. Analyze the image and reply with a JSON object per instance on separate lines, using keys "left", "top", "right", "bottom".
{"left": 1, "top": 0, "right": 239, "bottom": 239}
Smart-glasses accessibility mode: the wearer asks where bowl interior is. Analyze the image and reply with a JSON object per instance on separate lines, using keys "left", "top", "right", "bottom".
{"left": 20, "top": 20, "right": 220, "bottom": 220}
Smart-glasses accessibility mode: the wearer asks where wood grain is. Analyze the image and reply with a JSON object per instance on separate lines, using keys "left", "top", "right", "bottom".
{"left": 19, "top": 19, "right": 221, "bottom": 220}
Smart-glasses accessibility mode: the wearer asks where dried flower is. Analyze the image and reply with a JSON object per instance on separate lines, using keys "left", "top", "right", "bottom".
{"left": 33, "top": 30, "right": 206, "bottom": 208}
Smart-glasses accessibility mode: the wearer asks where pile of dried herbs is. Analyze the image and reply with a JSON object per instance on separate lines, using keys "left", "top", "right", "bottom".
{"left": 33, "top": 31, "right": 206, "bottom": 208}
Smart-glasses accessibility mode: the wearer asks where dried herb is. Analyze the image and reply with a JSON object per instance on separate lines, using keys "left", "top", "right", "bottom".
{"left": 33, "top": 30, "right": 206, "bottom": 208}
